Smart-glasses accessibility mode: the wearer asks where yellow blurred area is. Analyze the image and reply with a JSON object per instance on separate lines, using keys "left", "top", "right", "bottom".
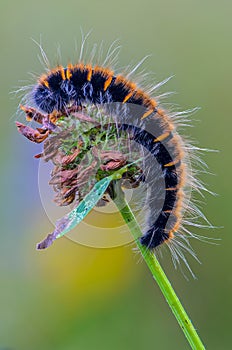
{"left": 31, "top": 218, "right": 136, "bottom": 298}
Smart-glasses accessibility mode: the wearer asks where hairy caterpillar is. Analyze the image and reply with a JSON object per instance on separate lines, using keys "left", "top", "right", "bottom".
{"left": 16, "top": 38, "right": 212, "bottom": 273}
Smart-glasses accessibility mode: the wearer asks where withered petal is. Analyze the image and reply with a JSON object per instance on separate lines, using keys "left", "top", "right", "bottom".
{"left": 16, "top": 122, "right": 49, "bottom": 143}
{"left": 20, "top": 105, "right": 45, "bottom": 124}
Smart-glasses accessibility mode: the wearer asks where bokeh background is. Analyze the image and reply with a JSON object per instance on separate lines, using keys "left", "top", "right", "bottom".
{"left": 0, "top": 1, "right": 231, "bottom": 349}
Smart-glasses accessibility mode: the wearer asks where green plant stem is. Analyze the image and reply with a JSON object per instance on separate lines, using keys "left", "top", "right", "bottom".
{"left": 113, "top": 183, "right": 205, "bottom": 350}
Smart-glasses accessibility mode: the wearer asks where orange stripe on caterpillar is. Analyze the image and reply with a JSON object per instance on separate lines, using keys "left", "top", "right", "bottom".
{"left": 39, "top": 74, "right": 49, "bottom": 88}
{"left": 141, "top": 109, "right": 154, "bottom": 119}
{"left": 66, "top": 63, "right": 73, "bottom": 80}
{"left": 104, "top": 76, "right": 113, "bottom": 91}
{"left": 86, "top": 64, "right": 93, "bottom": 81}
{"left": 164, "top": 159, "right": 180, "bottom": 167}
{"left": 154, "top": 132, "right": 170, "bottom": 142}
{"left": 123, "top": 91, "right": 134, "bottom": 103}
{"left": 58, "top": 66, "right": 66, "bottom": 80}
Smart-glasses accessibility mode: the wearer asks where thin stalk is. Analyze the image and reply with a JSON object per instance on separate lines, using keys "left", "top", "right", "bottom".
{"left": 113, "top": 182, "right": 205, "bottom": 350}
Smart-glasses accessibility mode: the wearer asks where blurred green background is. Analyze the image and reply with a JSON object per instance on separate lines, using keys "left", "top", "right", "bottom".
{"left": 0, "top": 0, "right": 231, "bottom": 349}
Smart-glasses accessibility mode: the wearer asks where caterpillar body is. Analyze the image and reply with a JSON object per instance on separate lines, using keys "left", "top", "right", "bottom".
{"left": 16, "top": 42, "right": 211, "bottom": 272}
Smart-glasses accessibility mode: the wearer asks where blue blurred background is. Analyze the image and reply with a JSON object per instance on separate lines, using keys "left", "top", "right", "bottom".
{"left": 0, "top": 1, "right": 231, "bottom": 349}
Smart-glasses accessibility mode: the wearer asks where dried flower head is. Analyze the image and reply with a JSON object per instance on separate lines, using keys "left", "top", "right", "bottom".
{"left": 17, "top": 104, "right": 144, "bottom": 209}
